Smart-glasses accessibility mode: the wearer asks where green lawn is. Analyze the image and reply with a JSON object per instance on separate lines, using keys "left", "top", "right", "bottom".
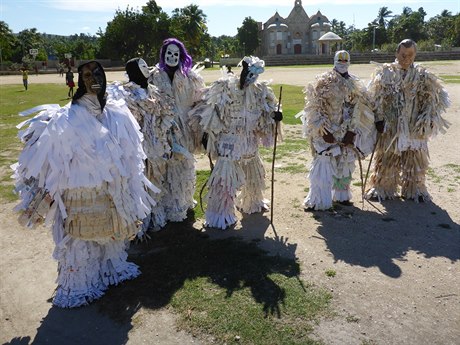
{"left": 0, "top": 84, "right": 71, "bottom": 201}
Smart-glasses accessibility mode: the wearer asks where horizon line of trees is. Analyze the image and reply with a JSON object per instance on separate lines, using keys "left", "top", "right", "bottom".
{"left": 1, "top": 1, "right": 459, "bottom": 70}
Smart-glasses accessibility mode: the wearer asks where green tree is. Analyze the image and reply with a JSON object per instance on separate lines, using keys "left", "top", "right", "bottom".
{"left": 376, "top": 7, "right": 393, "bottom": 28}
{"left": 98, "top": 2, "right": 170, "bottom": 64}
{"left": 237, "top": 17, "right": 259, "bottom": 56}
{"left": 141, "top": 0, "right": 171, "bottom": 63}
{"left": 388, "top": 7, "right": 427, "bottom": 43}
{"left": 0, "top": 21, "right": 17, "bottom": 63}
{"left": 331, "top": 19, "right": 347, "bottom": 38}
{"left": 15, "top": 28, "right": 44, "bottom": 61}
{"left": 171, "top": 4, "right": 207, "bottom": 58}
{"left": 213, "top": 35, "right": 239, "bottom": 58}
{"left": 425, "top": 11, "right": 456, "bottom": 46}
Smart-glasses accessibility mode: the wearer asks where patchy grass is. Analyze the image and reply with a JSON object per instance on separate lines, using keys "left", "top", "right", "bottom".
{"left": 439, "top": 75, "right": 460, "bottom": 84}
{"left": 260, "top": 137, "right": 308, "bottom": 162}
{"left": 427, "top": 164, "right": 460, "bottom": 193}
{"left": 325, "top": 269, "right": 336, "bottom": 277}
{"left": 427, "top": 167, "right": 442, "bottom": 184}
{"left": 444, "top": 163, "right": 460, "bottom": 174}
{"left": 277, "top": 163, "right": 306, "bottom": 174}
{"left": 272, "top": 84, "right": 305, "bottom": 125}
{"left": 194, "top": 169, "right": 211, "bottom": 220}
{"left": 100, "top": 225, "right": 331, "bottom": 345}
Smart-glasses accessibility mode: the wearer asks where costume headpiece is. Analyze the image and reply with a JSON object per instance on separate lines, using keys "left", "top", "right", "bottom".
{"left": 238, "top": 56, "right": 265, "bottom": 89}
{"left": 333, "top": 50, "right": 350, "bottom": 75}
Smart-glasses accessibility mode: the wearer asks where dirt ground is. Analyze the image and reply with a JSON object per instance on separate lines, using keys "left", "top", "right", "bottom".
{"left": 1, "top": 62, "right": 459, "bottom": 345}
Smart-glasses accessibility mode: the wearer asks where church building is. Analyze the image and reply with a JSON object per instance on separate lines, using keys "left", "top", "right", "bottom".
{"left": 258, "top": 0, "right": 335, "bottom": 56}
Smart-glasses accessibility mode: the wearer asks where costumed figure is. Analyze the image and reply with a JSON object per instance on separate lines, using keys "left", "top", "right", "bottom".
{"left": 148, "top": 38, "right": 205, "bottom": 222}
{"left": 12, "top": 61, "right": 158, "bottom": 308}
{"left": 107, "top": 57, "right": 175, "bottom": 232}
{"left": 300, "top": 50, "right": 376, "bottom": 210}
{"left": 189, "top": 56, "right": 282, "bottom": 229}
{"left": 365, "top": 39, "right": 450, "bottom": 202}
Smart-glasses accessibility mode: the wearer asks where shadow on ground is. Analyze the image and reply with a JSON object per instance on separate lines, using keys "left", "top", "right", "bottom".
{"left": 315, "top": 199, "right": 460, "bottom": 278}
{"left": 7, "top": 212, "right": 299, "bottom": 345}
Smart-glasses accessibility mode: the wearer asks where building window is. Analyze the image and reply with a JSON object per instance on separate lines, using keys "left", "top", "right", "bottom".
{"left": 276, "top": 31, "right": 283, "bottom": 40}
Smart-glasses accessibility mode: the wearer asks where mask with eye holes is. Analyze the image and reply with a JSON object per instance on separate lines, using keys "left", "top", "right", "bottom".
{"left": 165, "top": 44, "right": 180, "bottom": 68}
{"left": 238, "top": 56, "right": 265, "bottom": 89}
{"left": 72, "top": 60, "right": 107, "bottom": 109}
{"left": 333, "top": 50, "right": 351, "bottom": 75}
{"left": 126, "top": 57, "right": 149, "bottom": 89}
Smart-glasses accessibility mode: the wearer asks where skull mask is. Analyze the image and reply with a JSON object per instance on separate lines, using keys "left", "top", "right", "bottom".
{"left": 165, "top": 44, "right": 180, "bottom": 68}
{"left": 81, "top": 61, "right": 105, "bottom": 95}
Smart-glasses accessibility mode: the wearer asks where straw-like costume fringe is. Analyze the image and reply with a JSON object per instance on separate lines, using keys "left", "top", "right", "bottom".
{"left": 107, "top": 82, "right": 174, "bottom": 231}
{"left": 189, "top": 75, "right": 278, "bottom": 228}
{"left": 304, "top": 154, "right": 336, "bottom": 210}
{"left": 204, "top": 157, "right": 245, "bottom": 229}
{"left": 52, "top": 212, "right": 140, "bottom": 308}
{"left": 236, "top": 153, "right": 268, "bottom": 214}
{"left": 13, "top": 95, "right": 156, "bottom": 307}
{"left": 366, "top": 62, "right": 450, "bottom": 201}
{"left": 149, "top": 66, "right": 205, "bottom": 222}
{"left": 300, "top": 70, "right": 374, "bottom": 209}
{"left": 63, "top": 185, "right": 139, "bottom": 240}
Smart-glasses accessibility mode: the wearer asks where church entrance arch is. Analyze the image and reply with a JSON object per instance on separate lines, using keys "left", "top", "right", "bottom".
{"left": 294, "top": 44, "right": 302, "bottom": 54}
{"left": 276, "top": 44, "right": 282, "bottom": 54}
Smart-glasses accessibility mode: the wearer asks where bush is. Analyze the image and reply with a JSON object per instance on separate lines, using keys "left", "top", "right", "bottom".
{"left": 380, "top": 42, "right": 398, "bottom": 53}
{"left": 417, "top": 39, "right": 436, "bottom": 52}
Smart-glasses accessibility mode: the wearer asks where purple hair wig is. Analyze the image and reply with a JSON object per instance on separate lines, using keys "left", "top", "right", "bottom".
{"left": 158, "top": 38, "right": 193, "bottom": 76}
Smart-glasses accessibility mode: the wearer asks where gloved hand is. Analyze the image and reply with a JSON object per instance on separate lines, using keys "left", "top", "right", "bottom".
{"left": 273, "top": 111, "right": 283, "bottom": 122}
{"left": 375, "top": 120, "right": 385, "bottom": 133}
{"left": 201, "top": 132, "right": 208, "bottom": 150}
{"left": 322, "top": 130, "right": 335, "bottom": 143}
{"left": 342, "top": 130, "right": 356, "bottom": 146}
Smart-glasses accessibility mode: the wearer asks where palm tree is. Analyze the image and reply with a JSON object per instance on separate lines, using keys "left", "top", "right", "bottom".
{"left": 179, "top": 4, "right": 207, "bottom": 54}
{"left": 441, "top": 10, "right": 452, "bottom": 17}
{"left": 376, "top": 7, "right": 393, "bottom": 28}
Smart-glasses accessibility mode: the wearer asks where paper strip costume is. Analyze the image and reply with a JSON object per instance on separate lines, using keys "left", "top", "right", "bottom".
{"left": 300, "top": 51, "right": 375, "bottom": 210}
{"left": 189, "top": 56, "right": 278, "bottom": 229}
{"left": 12, "top": 61, "right": 157, "bottom": 308}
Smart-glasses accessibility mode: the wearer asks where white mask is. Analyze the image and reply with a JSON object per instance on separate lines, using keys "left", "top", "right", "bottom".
{"left": 137, "top": 58, "right": 150, "bottom": 78}
{"left": 333, "top": 50, "right": 350, "bottom": 74}
{"left": 165, "top": 44, "right": 180, "bottom": 67}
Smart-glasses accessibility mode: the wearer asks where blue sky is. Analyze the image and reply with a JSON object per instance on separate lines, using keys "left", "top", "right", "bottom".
{"left": 1, "top": 0, "right": 459, "bottom": 37}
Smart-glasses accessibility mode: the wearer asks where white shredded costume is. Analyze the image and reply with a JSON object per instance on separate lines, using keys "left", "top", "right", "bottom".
{"left": 366, "top": 62, "right": 450, "bottom": 201}
{"left": 12, "top": 95, "right": 158, "bottom": 308}
{"left": 190, "top": 73, "right": 278, "bottom": 229}
{"left": 107, "top": 81, "right": 175, "bottom": 231}
{"left": 148, "top": 66, "right": 205, "bottom": 222}
{"left": 300, "top": 69, "right": 375, "bottom": 210}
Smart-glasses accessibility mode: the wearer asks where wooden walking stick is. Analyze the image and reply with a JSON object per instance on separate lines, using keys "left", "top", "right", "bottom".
{"left": 270, "top": 86, "right": 283, "bottom": 225}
